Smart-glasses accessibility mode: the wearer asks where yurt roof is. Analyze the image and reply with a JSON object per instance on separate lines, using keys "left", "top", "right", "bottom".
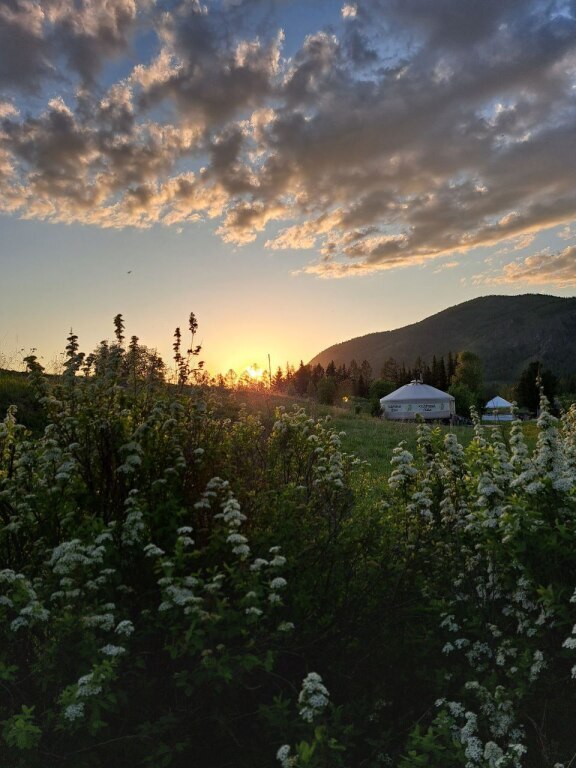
{"left": 485, "top": 396, "right": 513, "bottom": 409}
{"left": 381, "top": 381, "right": 454, "bottom": 402}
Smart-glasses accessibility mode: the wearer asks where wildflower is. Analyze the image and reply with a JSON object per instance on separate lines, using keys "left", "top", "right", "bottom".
{"left": 143, "top": 543, "right": 165, "bottom": 558}
{"left": 63, "top": 702, "right": 85, "bottom": 721}
{"left": 276, "top": 744, "right": 297, "bottom": 767}
{"left": 99, "top": 644, "right": 126, "bottom": 657}
{"left": 268, "top": 593, "right": 281, "bottom": 605}
{"left": 115, "top": 620, "right": 134, "bottom": 637}
{"left": 82, "top": 613, "right": 115, "bottom": 631}
{"left": 77, "top": 673, "right": 102, "bottom": 698}
{"left": 298, "top": 672, "right": 330, "bottom": 723}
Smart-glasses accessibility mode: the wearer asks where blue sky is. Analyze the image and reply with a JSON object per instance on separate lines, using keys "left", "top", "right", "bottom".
{"left": 1, "top": 0, "right": 576, "bottom": 375}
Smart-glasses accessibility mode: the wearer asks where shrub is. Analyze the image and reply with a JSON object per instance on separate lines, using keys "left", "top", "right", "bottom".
{"left": 2, "top": 321, "right": 576, "bottom": 767}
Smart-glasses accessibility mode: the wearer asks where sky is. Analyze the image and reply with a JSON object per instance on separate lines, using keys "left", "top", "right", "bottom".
{"left": 1, "top": 0, "right": 576, "bottom": 376}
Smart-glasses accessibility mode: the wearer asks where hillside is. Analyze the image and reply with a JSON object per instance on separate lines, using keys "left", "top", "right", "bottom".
{"left": 309, "top": 294, "right": 576, "bottom": 386}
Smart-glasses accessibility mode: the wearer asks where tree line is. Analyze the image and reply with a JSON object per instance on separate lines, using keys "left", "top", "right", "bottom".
{"left": 250, "top": 352, "right": 575, "bottom": 417}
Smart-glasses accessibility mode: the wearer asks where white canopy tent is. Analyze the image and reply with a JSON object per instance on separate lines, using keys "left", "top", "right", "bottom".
{"left": 485, "top": 396, "right": 513, "bottom": 409}
{"left": 482, "top": 395, "right": 514, "bottom": 422}
{"left": 380, "top": 381, "right": 455, "bottom": 421}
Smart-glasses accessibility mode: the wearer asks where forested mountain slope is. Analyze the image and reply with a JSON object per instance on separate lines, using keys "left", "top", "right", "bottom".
{"left": 309, "top": 294, "right": 576, "bottom": 386}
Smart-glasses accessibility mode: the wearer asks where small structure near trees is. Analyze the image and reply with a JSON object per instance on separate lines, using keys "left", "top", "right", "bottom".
{"left": 380, "top": 380, "right": 455, "bottom": 421}
{"left": 482, "top": 395, "right": 514, "bottom": 422}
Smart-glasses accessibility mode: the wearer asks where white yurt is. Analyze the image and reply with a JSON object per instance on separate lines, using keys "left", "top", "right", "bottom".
{"left": 380, "top": 381, "right": 455, "bottom": 421}
{"left": 482, "top": 396, "right": 514, "bottom": 422}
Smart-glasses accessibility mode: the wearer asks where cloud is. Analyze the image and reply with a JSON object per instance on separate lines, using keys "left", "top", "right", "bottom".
{"left": 1, "top": 0, "right": 576, "bottom": 282}
{"left": 0, "top": 0, "right": 139, "bottom": 90}
{"left": 485, "top": 246, "right": 576, "bottom": 286}
{"left": 433, "top": 261, "right": 460, "bottom": 273}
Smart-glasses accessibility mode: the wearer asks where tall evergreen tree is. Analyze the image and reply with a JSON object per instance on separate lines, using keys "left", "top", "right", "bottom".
{"left": 381, "top": 357, "right": 399, "bottom": 384}
{"left": 515, "top": 361, "right": 558, "bottom": 412}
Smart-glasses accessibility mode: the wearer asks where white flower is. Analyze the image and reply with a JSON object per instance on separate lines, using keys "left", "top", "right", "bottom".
{"left": 10, "top": 617, "right": 28, "bottom": 632}
{"left": 143, "top": 543, "right": 164, "bottom": 558}
{"left": 82, "top": 613, "right": 115, "bottom": 631}
{"left": 115, "top": 620, "right": 134, "bottom": 637}
{"left": 64, "top": 702, "right": 85, "bottom": 721}
{"left": 99, "top": 644, "right": 126, "bottom": 657}
{"left": 276, "top": 744, "right": 297, "bottom": 768}
{"left": 298, "top": 672, "right": 330, "bottom": 723}
{"left": 77, "top": 673, "right": 102, "bottom": 698}
{"left": 270, "top": 577, "right": 287, "bottom": 590}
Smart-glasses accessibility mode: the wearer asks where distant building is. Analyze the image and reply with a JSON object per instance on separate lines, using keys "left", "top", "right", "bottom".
{"left": 482, "top": 396, "right": 514, "bottom": 422}
{"left": 380, "top": 381, "right": 455, "bottom": 421}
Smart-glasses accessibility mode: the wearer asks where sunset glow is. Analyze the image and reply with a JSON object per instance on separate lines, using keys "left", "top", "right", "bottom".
{"left": 1, "top": 1, "right": 575, "bottom": 373}
{"left": 246, "top": 365, "right": 264, "bottom": 380}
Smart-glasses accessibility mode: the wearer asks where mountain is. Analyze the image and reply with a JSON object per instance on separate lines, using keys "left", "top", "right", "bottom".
{"left": 309, "top": 294, "right": 576, "bottom": 387}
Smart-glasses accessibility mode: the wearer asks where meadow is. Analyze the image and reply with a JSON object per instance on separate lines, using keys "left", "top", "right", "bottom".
{"left": 0, "top": 345, "right": 574, "bottom": 768}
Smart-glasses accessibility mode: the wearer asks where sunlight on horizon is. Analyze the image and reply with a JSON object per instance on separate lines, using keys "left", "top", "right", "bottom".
{"left": 245, "top": 364, "right": 264, "bottom": 380}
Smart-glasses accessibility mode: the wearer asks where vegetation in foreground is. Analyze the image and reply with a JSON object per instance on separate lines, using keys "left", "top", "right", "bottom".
{"left": 1, "top": 319, "right": 576, "bottom": 767}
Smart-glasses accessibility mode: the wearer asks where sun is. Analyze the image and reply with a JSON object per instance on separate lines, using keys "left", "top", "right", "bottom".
{"left": 245, "top": 364, "right": 264, "bottom": 380}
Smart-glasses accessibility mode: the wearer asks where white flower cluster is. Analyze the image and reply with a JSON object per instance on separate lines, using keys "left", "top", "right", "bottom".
{"left": 121, "top": 490, "right": 146, "bottom": 546}
{"left": 276, "top": 744, "right": 297, "bottom": 768}
{"left": 562, "top": 619, "right": 576, "bottom": 678}
{"left": 77, "top": 672, "right": 102, "bottom": 698}
{"left": 0, "top": 569, "right": 50, "bottom": 632}
{"left": 534, "top": 397, "right": 574, "bottom": 492}
{"left": 99, "top": 644, "right": 126, "bottom": 657}
{"left": 244, "top": 547, "right": 291, "bottom": 624}
{"left": 158, "top": 575, "right": 204, "bottom": 616}
{"left": 116, "top": 440, "right": 144, "bottom": 475}
{"left": 388, "top": 444, "right": 418, "bottom": 491}
{"left": 298, "top": 671, "right": 330, "bottom": 723}
{"left": 48, "top": 539, "right": 106, "bottom": 576}
{"left": 437, "top": 698, "right": 526, "bottom": 768}
{"left": 312, "top": 431, "right": 347, "bottom": 490}
{"left": 271, "top": 408, "right": 359, "bottom": 495}
{"left": 200, "top": 477, "right": 251, "bottom": 559}
{"left": 151, "top": 478, "right": 291, "bottom": 635}
{"left": 63, "top": 702, "right": 85, "bottom": 722}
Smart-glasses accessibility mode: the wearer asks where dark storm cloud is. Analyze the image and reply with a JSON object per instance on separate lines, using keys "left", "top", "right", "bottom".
{"left": 2, "top": 0, "right": 576, "bottom": 279}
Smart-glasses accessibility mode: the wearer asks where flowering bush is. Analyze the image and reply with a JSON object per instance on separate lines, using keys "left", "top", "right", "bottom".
{"left": 2, "top": 322, "right": 576, "bottom": 767}
{"left": 390, "top": 402, "right": 576, "bottom": 767}
{"left": 0, "top": 323, "right": 360, "bottom": 767}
